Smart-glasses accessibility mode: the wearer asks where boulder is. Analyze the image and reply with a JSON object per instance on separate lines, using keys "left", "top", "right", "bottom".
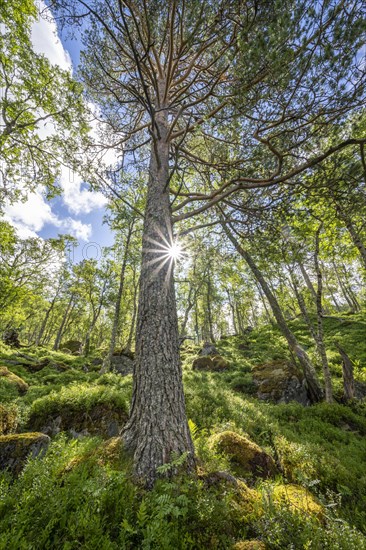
{"left": 0, "top": 366, "right": 29, "bottom": 394}
{"left": 3, "top": 328, "right": 20, "bottom": 348}
{"left": 252, "top": 361, "right": 309, "bottom": 406}
{"left": 0, "top": 433, "right": 50, "bottom": 475}
{"left": 111, "top": 353, "right": 134, "bottom": 376}
{"left": 192, "top": 355, "right": 229, "bottom": 371}
{"left": 193, "top": 356, "right": 214, "bottom": 370}
{"left": 27, "top": 403, "right": 128, "bottom": 439}
{"left": 212, "top": 355, "right": 230, "bottom": 370}
{"left": 62, "top": 340, "right": 82, "bottom": 354}
{"left": 199, "top": 342, "right": 219, "bottom": 356}
{"left": 209, "top": 431, "right": 277, "bottom": 480}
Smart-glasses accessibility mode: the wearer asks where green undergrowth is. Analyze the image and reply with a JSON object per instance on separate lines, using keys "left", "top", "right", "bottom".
{"left": 0, "top": 313, "right": 365, "bottom": 548}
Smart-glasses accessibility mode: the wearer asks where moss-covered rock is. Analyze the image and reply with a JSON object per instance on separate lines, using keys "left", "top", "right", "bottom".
{"left": 0, "top": 433, "right": 50, "bottom": 475}
{"left": 232, "top": 541, "right": 266, "bottom": 550}
{"left": 210, "top": 431, "right": 277, "bottom": 479}
{"left": 0, "top": 366, "right": 29, "bottom": 394}
{"left": 26, "top": 385, "right": 129, "bottom": 439}
{"left": 61, "top": 340, "right": 82, "bottom": 354}
{"left": 252, "top": 361, "right": 309, "bottom": 405}
{"left": 212, "top": 355, "right": 230, "bottom": 370}
{"left": 271, "top": 483, "right": 324, "bottom": 521}
{"left": 0, "top": 404, "right": 18, "bottom": 435}
{"left": 192, "top": 355, "right": 230, "bottom": 371}
{"left": 192, "top": 356, "right": 214, "bottom": 370}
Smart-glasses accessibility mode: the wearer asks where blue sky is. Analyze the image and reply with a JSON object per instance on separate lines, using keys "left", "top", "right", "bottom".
{"left": 3, "top": 1, "right": 114, "bottom": 263}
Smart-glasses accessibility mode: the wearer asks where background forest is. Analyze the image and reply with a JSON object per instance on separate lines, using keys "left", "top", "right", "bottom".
{"left": 1, "top": 0, "right": 366, "bottom": 548}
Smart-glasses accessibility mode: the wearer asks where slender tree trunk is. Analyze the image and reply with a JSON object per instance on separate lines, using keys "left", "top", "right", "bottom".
{"left": 255, "top": 281, "right": 273, "bottom": 325}
{"left": 101, "top": 223, "right": 134, "bottom": 371}
{"left": 335, "top": 343, "right": 355, "bottom": 400}
{"left": 341, "top": 264, "right": 360, "bottom": 312}
{"left": 125, "top": 273, "right": 139, "bottom": 352}
{"left": 53, "top": 294, "right": 74, "bottom": 351}
{"left": 335, "top": 203, "right": 366, "bottom": 272}
{"left": 122, "top": 104, "right": 195, "bottom": 486}
{"left": 181, "top": 284, "right": 195, "bottom": 335}
{"left": 290, "top": 272, "right": 317, "bottom": 341}
{"left": 222, "top": 224, "right": 323, "bottom": 402}
{"left": 298, "top": 261, "right": 317, "bottom": 301}
{"left": 314, "top": 226, "right": 333, "bottom": 403}
{"left": 332, "top": 261, "right": 355, "bottom": 311}
{"left": 206, "top": 270, "right": 215, "bottom": 342}
{"left": 235, "top": 301, "right": 245, "bottom": 334}
{"left": 36, "top": 296, "right": 57, "bottom": 346}
{"left": 226, "top": 288, "right": 238, "bottom": 334}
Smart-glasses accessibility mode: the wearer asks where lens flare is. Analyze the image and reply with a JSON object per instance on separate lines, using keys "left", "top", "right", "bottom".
{"left": 167, "top": 241, "right": 183, "bottom": 260}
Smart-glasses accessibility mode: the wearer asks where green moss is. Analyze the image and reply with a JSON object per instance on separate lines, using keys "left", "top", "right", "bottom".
{"left": 270, "top": 483, "right": 324, "bottom": 522}
{"left": 232, "top": 541, "right": 267, "bottom": 550}
{"left": 0, "top": 366, "right": 29, "bottom": 394}
{"left": 209, "top": 431, "right": 277, "bottom": 479}
{"left": 0, "top": 404, "right": 18, "bottom": 435}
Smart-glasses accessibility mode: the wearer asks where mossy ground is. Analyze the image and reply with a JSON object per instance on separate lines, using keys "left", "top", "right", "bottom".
{"left": 0, "top": 313, "right": 365, "bottom": 548}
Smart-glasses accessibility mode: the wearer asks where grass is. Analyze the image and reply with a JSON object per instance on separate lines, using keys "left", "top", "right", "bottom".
{"left": 0, "top": 312, "right": 365, "bottom": 548}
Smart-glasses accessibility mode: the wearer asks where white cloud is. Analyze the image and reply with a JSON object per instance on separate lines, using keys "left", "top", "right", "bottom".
{"left": 32, "top": 1, "right": 72, "bottom": 71}
{"left": 60, "top": 166, "right": 107, "bottom": 215}
{"left": 3, "top": 188, "right": 92, "bottom": 242}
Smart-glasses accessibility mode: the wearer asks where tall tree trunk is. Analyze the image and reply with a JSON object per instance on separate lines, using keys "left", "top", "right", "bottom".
{"left": 222, "top": 223, "right": 323, "bottom": 403}
{"left": 314, "top": 226, "right": 333, "bottom": 403}
{"left": 53, "top": 294, "right": 74, "bottom": 351}
{"left": 122, "top": 106, "right": 195, "bottom": 486}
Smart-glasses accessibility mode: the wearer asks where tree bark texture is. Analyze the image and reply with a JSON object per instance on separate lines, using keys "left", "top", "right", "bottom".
{"left": 122, "top": 105, "right": 195, "bottom": 487}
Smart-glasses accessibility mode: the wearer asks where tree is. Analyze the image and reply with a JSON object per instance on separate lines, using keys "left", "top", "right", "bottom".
{"left": 0, "top": 0, "right": 87, "bottom": 203}
{"left": 54, "top": 0, "right": 366, "bottom": 485}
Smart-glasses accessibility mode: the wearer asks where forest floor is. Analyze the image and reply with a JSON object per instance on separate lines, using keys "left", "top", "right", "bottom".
{"left": 1, "top": 312, "right": 366, "bottom": 549}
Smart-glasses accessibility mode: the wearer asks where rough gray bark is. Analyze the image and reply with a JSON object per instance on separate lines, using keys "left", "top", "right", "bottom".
{"left": 222, "top": 223, "right": 323, "bottom": 403}
{"left": 122, "top": 104, "right": 195, "bottom": 486}
{"left": 314, "top": 226, "right": 333, "bottom": 403}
